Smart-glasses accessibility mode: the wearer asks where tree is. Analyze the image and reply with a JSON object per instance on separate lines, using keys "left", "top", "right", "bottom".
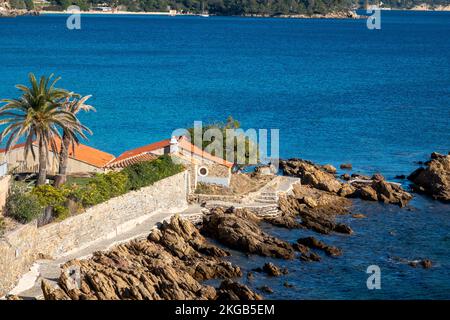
{"left": 187, "top": 116, "right": 259, "bottom": 168}
{"left": 0, "top": 73, "right": 78, "bottom": 185}
{"left": 54, "top": 95, "right": 94, "bottom": 187}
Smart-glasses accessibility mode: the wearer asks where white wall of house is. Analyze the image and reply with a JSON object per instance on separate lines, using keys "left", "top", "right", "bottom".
{"left": 0, "top": 146, "right": 104, "bottom": 175}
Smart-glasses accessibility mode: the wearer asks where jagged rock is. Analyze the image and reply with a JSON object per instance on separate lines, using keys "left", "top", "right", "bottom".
{"left": 264, "top": 213, "right": 303, "bottom": 229}
{"left": 351, "top": 173, "right": 371, "bottom": 180}
{"left": 351, "top": 179, "right": 413, "bottom": 207}
{"left": 283, "top": 282, "right": 294, "bottom": 288}
{"left": 338, "top": 183, "right": 356, "bottom": 197}
{"left": 258, "top": 285, "right": 273, "bottom": 294}
{"left": 43, "top": 215, "right": 258, "bottom": 301}
{"left": 408, "top": 153, "right": 450, "bottom": 202}
{"left": 408, "top": 259, "right": 433, "bottom": 269}
{"left": 281, "top": 159, "right": 343, "bottom": 193}
{"left": 42, "top": 280, "right": 71, "bottom": 300}
{"left": 352, "top": 214, "right": 366, "bottom": 219}
{"left": 341, "top": 173, "right": 351, "bottom": 181}
{"left": 293, "top": 243, "right": 321, "bottom": 262}
{"left": 276, "top": 185, "right": 353, "bottom": 235}
{"left": 322, "top": 164, "right": 337, "bottom": 174}
{"left": 303, "top": 196, "right": 318, "bottom": 208}
{"left": 297, "top": 237, "right": 342, "bottom": 257}
{"left": 358, "top": 185, "right": 378, "bottom": 201}
{"left": 372, "top": 173, "right": 385, "bottom": 181}
{"left": 216, "top": 280, "right": 262, "bottom": 300}
{"left": 340, "top": 163, "right": 352, "bottom": 170}
{"left": 421, "top": 259, "right": 433, "bottom": 269}
{"left": 202, "top": 207, "right": 295, "bottom": 259}
{"left": 262, "top": 262, "right": 286, "bottom": 276}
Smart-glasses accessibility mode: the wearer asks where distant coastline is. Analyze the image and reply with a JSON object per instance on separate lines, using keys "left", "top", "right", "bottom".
{"left": 40, "top": 9, "right": 362, "bottom": 19}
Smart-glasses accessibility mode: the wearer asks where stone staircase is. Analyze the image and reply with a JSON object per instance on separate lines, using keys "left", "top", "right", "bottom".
{"left": 202, "top": 176, "right": 300, "bottom": 218}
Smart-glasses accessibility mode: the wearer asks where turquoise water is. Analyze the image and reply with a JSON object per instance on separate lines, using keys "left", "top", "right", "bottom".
{"left": 0, "top": 11, "right": 449, "bottom": 299}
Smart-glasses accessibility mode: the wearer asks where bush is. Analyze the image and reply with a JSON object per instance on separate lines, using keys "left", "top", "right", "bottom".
{"left": 53, "top": 205, "right": 70, "bottom": 222}
{"left": 122, "top": 155, "right": 184, "bottom": 190}
{"left": 69, "top": 171, "right": 129, "bottom": 207}
{"left": 6, "top": 183, "right": 43, "bottom": 224}
{"left": 31, "top": 185, "right": 68, "bottom": 208}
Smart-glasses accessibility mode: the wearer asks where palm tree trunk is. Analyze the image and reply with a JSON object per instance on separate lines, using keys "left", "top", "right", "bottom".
{"left": 37, "top": 138, "right": 47, "bottom": 186}
{"left": 54, "top": 133, "right": 70, "bottom": 187}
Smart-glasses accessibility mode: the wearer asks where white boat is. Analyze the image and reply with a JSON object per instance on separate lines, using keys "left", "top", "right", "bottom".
{"left": 200, "top": 2, "right": 209, "bottom": 17}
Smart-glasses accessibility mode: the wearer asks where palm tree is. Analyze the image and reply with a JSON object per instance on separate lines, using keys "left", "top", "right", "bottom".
{"left": 54, "top": 95, "right": 95, "bottom": 187}
{"left": 0, "top": 73, "right": 79, "bottom": 185}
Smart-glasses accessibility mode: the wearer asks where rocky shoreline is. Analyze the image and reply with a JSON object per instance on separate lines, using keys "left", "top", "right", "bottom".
{"left": 37, "top": 152, "right": 448, "bottom": 300}
{"left": 243, "top": 10, "right": 361, "bottom": 19}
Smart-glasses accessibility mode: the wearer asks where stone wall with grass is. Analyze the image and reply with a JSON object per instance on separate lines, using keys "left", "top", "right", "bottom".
{"left": 0, "top": 171, "right": 189, "bottom": 296}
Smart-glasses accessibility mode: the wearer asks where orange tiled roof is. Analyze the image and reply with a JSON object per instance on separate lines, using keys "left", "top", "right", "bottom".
{"left": 107, "top": 153, "right": 158, "bottom": 169}
{"left": 178, "top": 136, "right": 234, "bottom": 168}
{"left": 108, "top": 139, "right": 171, "bottom": 167}
{"left": 109, "top": 136, "right": 234, "bottom": 169}
{"left": 0, "top": 138, "right": 115, "bottom": 168}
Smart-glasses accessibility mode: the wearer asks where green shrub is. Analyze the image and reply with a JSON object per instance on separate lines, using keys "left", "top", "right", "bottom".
{"left": 69, "top": 171, "right": 129, "bottom": 207}
{"left": 31, "top": 185, "right": 68, "bottom": 208}
{"left": 53, "top": 205, "right": 70, "bottom": 222}
{"left": 122, "top": 155, "right": 184, "bottom": 190}
{"left": 6, "top": 183, "right": 43, "bottom": 224}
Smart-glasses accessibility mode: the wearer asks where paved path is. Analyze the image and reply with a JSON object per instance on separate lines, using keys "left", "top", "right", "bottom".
{"left": 6, "top": 176, "right": 300, "bottom": 300}
{"left": 7, "top": 209, "right": 178, "bottom": 299}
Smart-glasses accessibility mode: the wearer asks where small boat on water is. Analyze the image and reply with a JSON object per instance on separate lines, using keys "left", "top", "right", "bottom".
{"left": 200, "top": 1, "right": 209, "bottom": 17}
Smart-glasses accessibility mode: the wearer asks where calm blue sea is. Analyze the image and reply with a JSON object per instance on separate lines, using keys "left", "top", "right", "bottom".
{"left": 0, "top": 11, "right": 449, "bottom": 299}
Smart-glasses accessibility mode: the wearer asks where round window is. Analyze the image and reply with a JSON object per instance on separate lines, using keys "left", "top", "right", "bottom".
{"left": 198, "top": 167, "right": 209, "bottom": 177}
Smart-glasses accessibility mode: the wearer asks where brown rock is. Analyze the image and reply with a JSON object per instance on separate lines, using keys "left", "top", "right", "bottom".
{"left": 341, "top": 173, "right": 351, "bottom": 181}
{"left": 420, "top": 259, "right": 433, "bottom": 269}
{"left": 42, "top": 215, "right": 258, "bottom": 301}
{"left": 338, "top": 183, "right": 356, "bottom": 197}
{"left": 297, "top": 237, "right": 342, "bottom": 257}
{"left": 358, "top": 186, "right": 378, "bottom": 201}
{"left": 202, "top": 207, "right": 295, "bottom": 259}
{"left": 217, "top": 280, "right": 262, "bottom": 300}
{"left": 372, "top": 173, "right": 385, "bottom": 181}
{"left": 352, "top": 214, "right": 366, "bottom": 219}
{"left": 281, "top": 159, "right": 343, "bottom": 193}
{"left": 322, "top": 164, "right": 337, "bottom": 174}
{"left": 340, "top": 163, "right": 352, "bottom": 170}
{"left": 408, "top": 153, "right": 450, "bottom": 202}
{"left": 258, "top": 285, "right": 273, "bottom": 294}
{"left": 262, "top": 262, "right": 285, "bottom": 276}
{"left": 277, "top": 185, "right": 353, "bottom": 235}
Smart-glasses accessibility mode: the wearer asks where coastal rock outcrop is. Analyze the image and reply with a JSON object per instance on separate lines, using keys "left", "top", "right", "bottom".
{"left": 408, "top": 152, "right": 450, "bottom": 202}
{"left": 281, "top": 159, "right": 343, "bottom": 193}
{"left": 202, "top": 207, "right": 295, "bottom": 259}
{"left": 42, "top": 215, "right": 259, "bottom": 300}
{"left": 297, "top": 237, "right": 342, "bottom": 257}
{"left": 351, "top": 174, "right": 413, "bottom": 207}
{"left": 281, "top": 159, "right": 412, "bottom": 207}
{"left": 216, "top": 280, "right": 262, "bottom": 300}
{"left": 293, "top": 243, "right": 321, "bottom": 262}
{"left": 275, "top": 184, "right": 353, "bottom": 235}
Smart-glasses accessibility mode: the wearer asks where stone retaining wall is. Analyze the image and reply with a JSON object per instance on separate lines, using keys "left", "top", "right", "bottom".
{"left": 0, "top": 171, "right": 189, "bottom": 296}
